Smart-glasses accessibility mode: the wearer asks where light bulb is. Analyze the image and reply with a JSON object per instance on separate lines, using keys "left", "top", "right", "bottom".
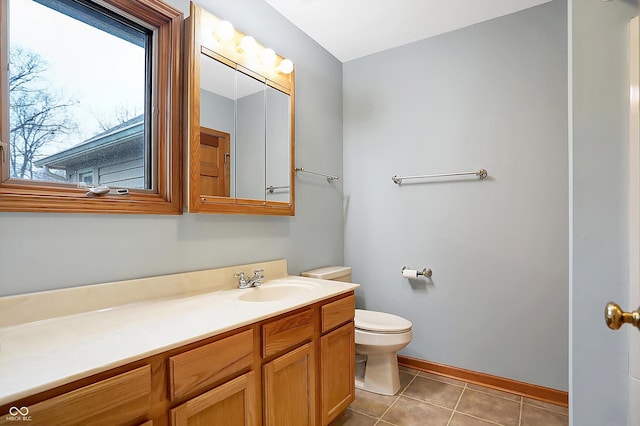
{"left": 278, "top": 58, "right": 294, "bottom": 74}
{"left": 238, "top": 36, "right": 257, "bottom": 55}
{"left": 214, "top": 20, "right": 234, "bottom": 41}
{"left": 260, "top": 48, "right": 277, "bottom": 66}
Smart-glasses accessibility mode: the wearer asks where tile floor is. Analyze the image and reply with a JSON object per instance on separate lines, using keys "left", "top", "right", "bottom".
{"left": 331, "top": 367, "right": 568, "bottom": 426}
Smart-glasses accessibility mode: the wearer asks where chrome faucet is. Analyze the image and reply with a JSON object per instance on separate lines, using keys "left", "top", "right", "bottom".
{"left": 234, "top": 269, "right": 264, "bottom": 289}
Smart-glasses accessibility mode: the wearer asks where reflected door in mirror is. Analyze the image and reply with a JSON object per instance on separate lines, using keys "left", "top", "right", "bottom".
{"left": 200, "top": 127, "right": 230, "bottom": 197}
{"left": 200, "top": 52, "right": 236, "bottom": 198}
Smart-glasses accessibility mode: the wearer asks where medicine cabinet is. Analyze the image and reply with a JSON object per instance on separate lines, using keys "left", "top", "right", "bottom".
{"left": 185, "top": 2, "right": 295, "bottom": 215}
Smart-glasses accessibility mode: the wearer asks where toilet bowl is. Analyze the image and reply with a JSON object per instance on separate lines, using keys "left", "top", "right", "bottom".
{"left": 354, "top": 309, "right": 412, "bottom": 395}
{"left": 300, "top": 266, "right": 413, "bottom": 396}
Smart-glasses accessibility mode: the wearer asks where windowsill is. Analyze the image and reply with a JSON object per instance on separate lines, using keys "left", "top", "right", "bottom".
{"left": 0, "top": 179, "right": 181, "bottom": 214}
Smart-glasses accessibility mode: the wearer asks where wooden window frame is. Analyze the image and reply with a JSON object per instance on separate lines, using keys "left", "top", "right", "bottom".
{"left": 0, "top": 0, "right": 182, "bottom": 214}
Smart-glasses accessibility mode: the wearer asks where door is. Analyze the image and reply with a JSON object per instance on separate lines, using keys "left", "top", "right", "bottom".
{"left": 199, "top": 127, "right": 230, "bottom": 197}
{"left": 628, "top": 16, "right": 640, "bottom": 425}
{"left": 605, "top": 15, "right": 640, "bottom": 426}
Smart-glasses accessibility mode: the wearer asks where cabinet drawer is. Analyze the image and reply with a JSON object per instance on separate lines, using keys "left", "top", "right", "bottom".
{"left": 321, "top": 294, "right": 355, "bottom": 333}
{"left": 169, "top": 329, "right": 253, "bottom": 401}
{"left": 8, "top": 365, "right": 151, "bottom": 426}
{"left": 262, "top": 308, "right": 313, "bottom": 358}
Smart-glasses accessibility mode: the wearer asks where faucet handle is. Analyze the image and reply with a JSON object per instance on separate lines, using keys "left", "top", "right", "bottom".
{"left": 253, "top": 269, "right": 264, "bottom": 275}
{"left": 234, "top": 271, "right": 246, "bottom": 284}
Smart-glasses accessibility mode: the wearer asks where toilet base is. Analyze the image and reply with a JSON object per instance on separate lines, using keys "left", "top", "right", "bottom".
{"left": 355, "top": 352, "right": 401, "bottom": 396}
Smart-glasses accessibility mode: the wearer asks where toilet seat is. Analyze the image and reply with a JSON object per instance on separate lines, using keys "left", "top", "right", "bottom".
{"left": 355, "top": 309, "right": 412, "bottom": 334}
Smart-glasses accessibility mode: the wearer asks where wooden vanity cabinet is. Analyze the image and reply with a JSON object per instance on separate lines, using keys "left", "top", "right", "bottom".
{"left": 319, "top": 295, "right": 356, "bottom": 425}
{"left": 1, "top": 292, "right": 355, "bottom": 426}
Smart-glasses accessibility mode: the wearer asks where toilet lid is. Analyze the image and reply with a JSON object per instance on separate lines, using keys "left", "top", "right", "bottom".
{"left": 355, "top": 309, "right": 412, "bottom": 333}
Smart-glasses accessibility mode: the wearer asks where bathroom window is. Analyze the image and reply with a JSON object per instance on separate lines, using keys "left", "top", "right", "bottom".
{"left": 0, "top": 0, "right": 182, "bottom": 214}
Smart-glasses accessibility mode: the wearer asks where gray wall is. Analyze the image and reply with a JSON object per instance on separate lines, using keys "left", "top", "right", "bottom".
{"left": 570, "top": 0, "right": 636, "bottom": 424}
{"left": 0, "top": 0, "right": 344, "bottom": 297}
{"left": 343, "top": 0, "right": 568, "bottom": 391}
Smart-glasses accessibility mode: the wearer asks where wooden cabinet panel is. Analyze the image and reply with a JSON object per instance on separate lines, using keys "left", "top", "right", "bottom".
{"left": 262, "top": 308, "right": 313, "bottom": 358}
{"left": 170, "top": 371, "right": 257, "bottom": 426}
{"left": 2, "top": 365, "right": 151, "bottom": 426}
{"left": 321, "top": 294, "right": 355, "bottom": 333}
{"left": 1, "top": 294, "right": 356, "bottom": 426}
{"left": 169, "top": 329, "right": 253, "bottom": 401}
{"left": 263, "top": 342, "right": 316, "bottom": 426}
{"left": 320, "top": 322, "right": 355, "bottom": 425}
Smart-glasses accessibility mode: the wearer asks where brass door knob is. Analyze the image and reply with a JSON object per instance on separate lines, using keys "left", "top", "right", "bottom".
{"left": 605, "top": 302, "right": 640, "bottom": 330}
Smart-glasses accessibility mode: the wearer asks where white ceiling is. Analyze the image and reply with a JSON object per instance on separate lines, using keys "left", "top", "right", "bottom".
{"left": 264, "top": 0, "right": 553, "bottom": 62}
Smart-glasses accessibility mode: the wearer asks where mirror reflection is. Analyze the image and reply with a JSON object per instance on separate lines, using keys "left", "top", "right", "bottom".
{"left": 188, "top": 2, "right": 294, "bottom": 215}
{"left": 266, "top": 87, "right": 291, "bottom": 203}
{"left": 235, "top": 70, "right": 266, "bottom": 201}
{"left": 198, "top": 52, "right": 291, "bottom": 204}
{"left": 199, "top": 52, "right": 234, "bottom": 198}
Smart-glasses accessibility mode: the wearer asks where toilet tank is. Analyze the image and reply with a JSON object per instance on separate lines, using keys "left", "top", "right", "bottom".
{"left": 301, "top": 266, "right": 352, "bottom": 283}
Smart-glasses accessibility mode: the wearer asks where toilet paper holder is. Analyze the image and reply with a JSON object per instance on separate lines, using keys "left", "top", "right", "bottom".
{"left": 401, "top": 266, "right": 433, "bottom": 278}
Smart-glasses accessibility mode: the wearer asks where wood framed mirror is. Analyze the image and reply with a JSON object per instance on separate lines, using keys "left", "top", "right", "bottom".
{"left": 185, "top": 2, "right": 295, "bottom": 215}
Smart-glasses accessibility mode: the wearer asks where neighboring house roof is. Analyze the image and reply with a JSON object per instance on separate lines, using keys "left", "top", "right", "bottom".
{"left": 34, "top": 114, "right": 144, "bottom": 169}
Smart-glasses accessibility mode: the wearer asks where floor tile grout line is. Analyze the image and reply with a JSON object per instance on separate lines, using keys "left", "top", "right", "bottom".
{"left": 351, "top": 372, "right": 567, "bottom": 426}
{"left": 400, "top": 393, "right": 463, "bottom": 413}
{"left": 377, "top": 394, "right": 402, "bottom": 424}
{"left": 463, "top": 386, "right": 524, "bottom": 404}
{"left": 521, "top": 401, "right": 569, "bottom": 415}
{"left": 518, "top": 396, "right": 523, "bottom": 426}
{"left": 416, "top": 373, "right": 467, "bottom": 389}
{"left": 452, "top": 412, "right": 507, "bottom": 426}
{"left": 413, "top": 371, "right": 568, "bottom": 410}
{"left": 347, "top": 407, "right": 385, "bottom": 420}
{"left": 446, "top": 382, "right": 467, "bottom": 426}
{"left": 374, "top": 373, "right": 419, "bottom": 425}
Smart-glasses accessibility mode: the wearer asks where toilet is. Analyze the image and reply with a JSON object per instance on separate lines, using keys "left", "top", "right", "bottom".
{"left": 301, "top": 266, "right": 413, "bottom": 396}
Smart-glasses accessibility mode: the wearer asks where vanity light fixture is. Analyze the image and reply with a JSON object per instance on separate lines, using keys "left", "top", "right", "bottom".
{"left": 238, "top": 35, "right": 258, "bottom": 55}
{"left": 278, "top": 58, "right": 294, "bottom": 74}
{"left": 260, "top": 48, "right": 277, "bottom": 66}
{"left": 214, "top": 20, "right": 234, "bottom": 41}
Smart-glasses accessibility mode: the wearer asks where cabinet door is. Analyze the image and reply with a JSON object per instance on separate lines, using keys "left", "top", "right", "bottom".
{"left": 263, "top": 342, "right": 315, "bottom": 426}
{"left": 320, "top": 322, "right": 355, "bottom": 425}
{"left": 1, "top": 365, "right": 151, "bottom": 426}
{"left": 170, "top": 371, "right": 257, "bottom": 426}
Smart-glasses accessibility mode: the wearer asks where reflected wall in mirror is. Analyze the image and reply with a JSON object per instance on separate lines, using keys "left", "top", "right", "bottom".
{"left": 236, "top": 69, "right": 266, "bottom": 202}
{"left": 186, "top": 2, "right": 295, "bottom": 215}
{"left": 266, "top": 87, "right": 291, "bottom": 203}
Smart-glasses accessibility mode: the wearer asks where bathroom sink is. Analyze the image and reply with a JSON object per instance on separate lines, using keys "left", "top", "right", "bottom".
{"left": 237, "top": 281, "right": 319, "bottom": 302}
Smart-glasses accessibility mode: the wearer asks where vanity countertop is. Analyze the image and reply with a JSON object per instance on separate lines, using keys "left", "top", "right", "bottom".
{"left": 0, "top": 272, "right": 358, "bottom": 405}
